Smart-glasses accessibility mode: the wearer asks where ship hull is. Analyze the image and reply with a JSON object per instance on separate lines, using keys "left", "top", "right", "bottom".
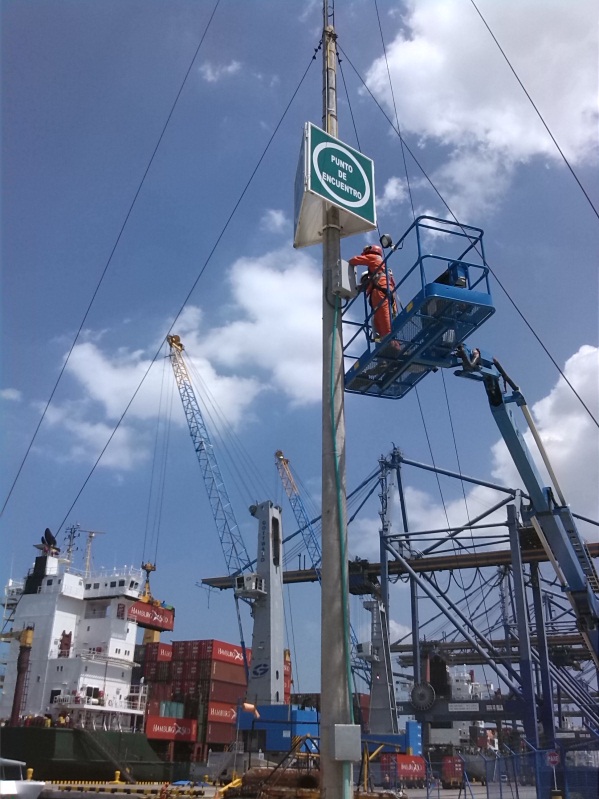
{"left": 0, "top": 728, "right": 172, "bottom": 782}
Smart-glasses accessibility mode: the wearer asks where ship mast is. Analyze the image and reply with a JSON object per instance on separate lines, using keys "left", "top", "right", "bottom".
{"left": 320, "top": 2, "right": 354, "bottom": 796}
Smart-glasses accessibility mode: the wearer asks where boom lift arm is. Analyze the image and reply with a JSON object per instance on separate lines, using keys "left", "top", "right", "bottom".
{"left": 455, "top": 344, "right": 599, "bottom": 668}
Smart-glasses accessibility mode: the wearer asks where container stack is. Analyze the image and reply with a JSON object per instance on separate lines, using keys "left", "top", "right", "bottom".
{"left": 173, "top": 639, "right": 249, "bottom": 747}
{"left": 136, "top": 639, "right": 257, "bottom": 760}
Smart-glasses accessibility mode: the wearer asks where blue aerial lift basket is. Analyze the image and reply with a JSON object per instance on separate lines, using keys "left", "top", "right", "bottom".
{"left": 343, "top": 216, "right": 495, "bottom": 399}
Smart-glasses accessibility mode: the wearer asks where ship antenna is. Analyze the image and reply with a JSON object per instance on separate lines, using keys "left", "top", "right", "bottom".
{"left": 63, "top": 523, "right": 81, "bottom": 566}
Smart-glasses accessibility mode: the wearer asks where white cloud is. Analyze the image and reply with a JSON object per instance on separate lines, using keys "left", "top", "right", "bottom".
{"left": 259, "top": 209, "right": 289, "bottom": 233}
{"left": 199, "top": 60, "right": 241, "bottom": 83}
{"left": 43, "top": 403, "right": 147, "bottom": 470}
{"left": 377, "top": 176, "right": 408, "bottom": 211}
{"left": 389, "top": 618, "right": 412, "bottom": 645}
{"left": 35, "top": 243, "right": 322, "bottom": 471}
{"left": 365, "top": 0, "right": 598, "bottom": 215}
{"left": 0, "top": 388, "right": 21, "bottom": 401}
{"left": 203, "top": 246, "right": 322, "bottom": 405}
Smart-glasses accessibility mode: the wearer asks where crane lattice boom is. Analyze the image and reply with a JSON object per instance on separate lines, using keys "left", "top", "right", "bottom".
{"left": 167, "top": 335, "right": 253, "bottom": 577}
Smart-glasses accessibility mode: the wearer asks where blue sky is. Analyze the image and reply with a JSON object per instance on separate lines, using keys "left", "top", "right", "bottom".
{"left": 2, "top": 0, "right": 598, "bottom": 694}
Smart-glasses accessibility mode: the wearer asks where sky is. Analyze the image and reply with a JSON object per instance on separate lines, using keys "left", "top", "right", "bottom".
{"left": 1, "top": 0, "right": 598, "bottom": 696}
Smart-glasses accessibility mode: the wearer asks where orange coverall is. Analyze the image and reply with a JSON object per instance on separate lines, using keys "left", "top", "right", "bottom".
{"left": 349, "top": 251, "right": 397, "bottom": 339}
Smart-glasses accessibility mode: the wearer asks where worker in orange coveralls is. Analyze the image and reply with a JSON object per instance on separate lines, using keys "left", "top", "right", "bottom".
{"left": 349, "top": 244, "right": 399, "bottom": 346}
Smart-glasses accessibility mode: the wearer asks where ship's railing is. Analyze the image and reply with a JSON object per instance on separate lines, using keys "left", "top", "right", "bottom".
{"left": 45, "top": 646, "right": 135, "bottom": 664}
{"left": 52, "top": 694, "right": 146, "bottom": 712}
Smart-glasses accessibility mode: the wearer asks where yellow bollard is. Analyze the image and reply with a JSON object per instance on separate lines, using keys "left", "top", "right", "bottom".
{"left": 26, "top": 769, "right": 34, "bottom": 781}
{"left": 114, "top": 771, "right": 121, "bottom": 783}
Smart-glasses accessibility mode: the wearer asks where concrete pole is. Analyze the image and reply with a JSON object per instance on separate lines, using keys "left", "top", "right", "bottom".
{"left": 320, "top": 5, "right": 353, "bottom": 798}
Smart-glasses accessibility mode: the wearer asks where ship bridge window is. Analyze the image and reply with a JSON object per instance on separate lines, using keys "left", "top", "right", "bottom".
{"left": 110, "top": 581, "right": 116, "bottom": 588}
{"left": 119, "top": 580, "right": 125, "bottom": 587}
{"left": 85, "top": 584, "right": 91, "bottom": 589}
{"left": 93, "top": 583, "right": 99, "bottom": 589}
{"left": 47, "top": 579, "right": 53, "bottom": 586}
{"left": 85, "top": 600, "right": 109, "bottom": 619}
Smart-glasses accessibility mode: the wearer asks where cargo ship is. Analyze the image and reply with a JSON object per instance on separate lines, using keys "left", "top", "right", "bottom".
{"left": 0, "top": 530, "right": 301, "bottom": 782}
{"left": 0, "top": 530, "right": 175, "bottom": 781}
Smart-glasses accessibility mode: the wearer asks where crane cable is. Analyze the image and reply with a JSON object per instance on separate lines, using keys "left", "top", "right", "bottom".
{"left": 29, "top": 42, "right": 322, "bottom": 534}
{"left": 142, "top": 355, "right": 177, "bottom": 568}
{"left": 467, "top": 0, "right": 599, "bottom": 223}
{"left": 370, "top": 1, "right": 496, "bottom": 686}
{"left": 336, "top": 43, "right": 599, "bottom": 431}
{"left": 0, "top": 0, "right": 224, "bottom": 521}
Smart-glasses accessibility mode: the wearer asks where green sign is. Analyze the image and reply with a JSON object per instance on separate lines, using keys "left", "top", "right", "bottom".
{"left": 294, "top": 123, "right": 376, "bottom": 248}
{"left": 308, "top": 124, "right": 375, "bottom": 225}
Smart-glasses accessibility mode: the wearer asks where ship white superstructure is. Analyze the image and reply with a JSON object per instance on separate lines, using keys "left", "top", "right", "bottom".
{"left": 0, "top": 545, "right": 147, "bottom": 730}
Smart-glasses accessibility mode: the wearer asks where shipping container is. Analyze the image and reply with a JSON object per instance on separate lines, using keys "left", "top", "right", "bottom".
{"left": 145, "top": 642, "right": 173, "bottom": 662}
{"left": 128, "top": 601, "right": 175, "bottom": 631}
{"left": 146, "top": 699, "right": 161, "bottom": 716}
{"left": 156, "top": 661, "right": 171, "bottom": 681}
{"left": 182, "top": 680, "right": 198, "bottom": 697}
{"left": 441, "top": 756, "right": 464, "bottom": 788}
{"left": 159, "top": 701, "right": 184, "bottom": 718}
{"left": 148, "top": 681, "right": 173, "bottom": 702}
{"left": 206, "top": 701, "right": 237, "bottom": 725}
{"left": 210, "top": 659, "right": 247, "bottom": 685}
{"left": 380, "top": 754, "right": 426, "bottom": 787}
{"left": 171, "top": 661, "right": 185, "bottom": 680}
{"left": 172, "top": 641, "right": 188, "bottom": 660}
{"left": 209, "top": 640, "right": 247, "bottom": 666}
{"left": 144, "top": 661, "right": 159, "bottom": 680}
{"left": 205, "top": 721, "right": 236, "bottom": 745}
{"left": 134, "top": 644, "right": 146, "bottom": 663}
{"left": 146, "top": 715, "right": 197, "bottom": 742}
{"left": 209, "top": 680, "right": 246, "bottom": 704}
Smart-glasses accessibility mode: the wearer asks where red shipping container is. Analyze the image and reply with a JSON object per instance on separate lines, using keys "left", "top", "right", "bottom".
{"left": 148, "top": 682, "right": 173, "bottom": 702}
{"left": 171, "top": 661, "right": 185, "bottom": 680}
{"left": 209, "top": 680, "right": 246, "bottom": 704}
{"left": 172, "top": 641, "right": 188, "bottom": 660}
{"left": 207, "top": 701, "right": 237, "bottom": 724}
{"left": 182, "top": 680, "right": 198, "bottom": 697}
{"left": 156, "top": 661, "right": 171, "bottom": 681}
{"left": 145, "top": 642, "right": 173, "bottom": 662}
{"left": 381, "top": 754, "right": 426, "bottom": 784}
{"left": 210, "top": 640, "right": 246, "bottom": 666}
{"left": 146, "top": 700, "right": 160, "bottom": 716}
{"left": 128, "top": 601, "right": 175, "bottom": 632}
{"left": 442, "top": 756, "right": 463, "bottom": 787}
{"left": 196, "top": 679, "right": 211, "bottom": 701}
{"left": 210, "top": 659, "right": 247, "bottom": 685}
{"left": 146, "top": 715, "right": 197, "bottom": 742}
{"left": 144, "top": 661, "right": 159, "bottom": 680}
{"left": 204, "top": 721, "right": 235, "bottom": 744}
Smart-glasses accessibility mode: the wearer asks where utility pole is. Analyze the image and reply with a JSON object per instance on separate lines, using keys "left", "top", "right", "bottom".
{"left": 320, "top": 2, "right": 354, "bottom": 796}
